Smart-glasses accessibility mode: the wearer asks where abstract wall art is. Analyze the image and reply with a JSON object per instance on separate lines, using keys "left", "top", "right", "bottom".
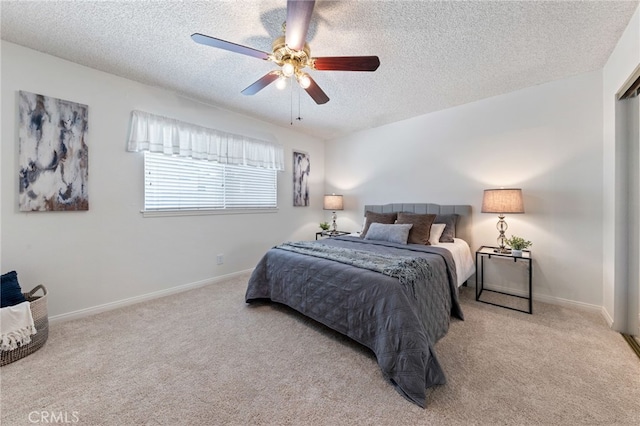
{"left": 293, "top": 150, "right": 310, "bottom": 207}
{"left": 18, "top": 91, "right": 89, "bottom": 211}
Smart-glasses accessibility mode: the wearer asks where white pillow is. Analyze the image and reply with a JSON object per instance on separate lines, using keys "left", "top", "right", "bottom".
{"left": 429, "top": 223, "right": 446, "bottom": 245}
{"left": 364, "top": 223, "right": 413, "bottom": 245}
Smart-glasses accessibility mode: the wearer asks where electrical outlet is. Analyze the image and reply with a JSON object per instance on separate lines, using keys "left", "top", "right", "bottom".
{"left": 216, "top": 254, "right": 224, "bottom": 265}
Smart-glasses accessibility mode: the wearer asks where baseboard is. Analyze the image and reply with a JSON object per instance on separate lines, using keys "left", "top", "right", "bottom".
{"left": 479, "top": 283, "right": 601, "bottom": 314}
{"left": 49, "top": 269, "right": 253, "bottom": 324}
{"left": 601, "top": 306, "right": 615, "bottom": 328}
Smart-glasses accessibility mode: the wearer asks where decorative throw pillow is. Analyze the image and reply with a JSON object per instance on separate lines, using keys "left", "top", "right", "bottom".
{"left": 364, "top": 223, "right": 413, "bottom": 245}
{"left": 435, "top": 214, "right": 459, "bottom": 243}
{"left": 1, "top": 271, "right": 27, "bottom": 308}
{"left": 360, "top": 211, "right": 398, "bottom": 238}
{"left": 429, "top": 223, "right": 447, "bottom": 245}
{"left": 396, "top": 212, "right": 437, "bottom": 245}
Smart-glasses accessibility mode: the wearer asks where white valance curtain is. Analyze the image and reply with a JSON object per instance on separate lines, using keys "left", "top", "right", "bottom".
{"left": 127, "top": 110, "right": 285, "bottom": 171}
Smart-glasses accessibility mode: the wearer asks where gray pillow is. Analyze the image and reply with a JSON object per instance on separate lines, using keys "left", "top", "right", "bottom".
{"left": 364, "top": 223, "right": 413, "bottom": 245}
{"left": 435, "top": 214, "right": 458, "bottom": 243}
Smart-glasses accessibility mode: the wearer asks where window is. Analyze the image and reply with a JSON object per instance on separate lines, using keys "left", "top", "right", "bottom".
{"left": 144, "top": 152, "right": 277, "bottom": 212}
{"left": 128, "top": 110, "right": 283, "bottom": 215}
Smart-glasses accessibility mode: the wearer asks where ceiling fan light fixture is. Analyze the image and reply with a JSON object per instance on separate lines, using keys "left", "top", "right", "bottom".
{"left": 276, "top": 76, "right": 288, "bottom": 90}
{"left": 297, "top": 72, "right": 311, "bottom": 89}
{"left": 282, "top": 62, "right": 295, "bottom": 77}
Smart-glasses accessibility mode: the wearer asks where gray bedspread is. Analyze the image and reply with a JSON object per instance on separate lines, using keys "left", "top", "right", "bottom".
{"left": 245, "top": 236, "right": 464, "bottom": 407}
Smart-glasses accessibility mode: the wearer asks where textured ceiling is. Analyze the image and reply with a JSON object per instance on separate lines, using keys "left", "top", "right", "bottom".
{"left": 1, "top": 1, "right": 638, "bottom": 140}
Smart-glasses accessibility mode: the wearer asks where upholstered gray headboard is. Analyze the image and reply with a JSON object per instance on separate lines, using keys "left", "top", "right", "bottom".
{"left": 363, "top": 203, "right": 473, "bottom": 245}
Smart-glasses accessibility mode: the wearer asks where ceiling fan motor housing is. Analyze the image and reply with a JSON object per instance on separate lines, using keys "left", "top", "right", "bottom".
{"left": 271, "top": 36, "right": 312, "bottom": 70}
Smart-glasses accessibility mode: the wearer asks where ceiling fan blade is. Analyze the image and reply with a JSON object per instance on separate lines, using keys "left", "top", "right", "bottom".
{"left": 285, "top": 0, "right": 315, "bottom": 51}
{"left": 191, "top": 33, "right": 270, "bottom": 60}
{"left": 241, "top": 72, "right": 281, "bottom": 95}
{"left": 304, "top": 76, "right": 329, "bottom": 104}
{"left": 312, "top": 56, "right": 380, "bottom": 72}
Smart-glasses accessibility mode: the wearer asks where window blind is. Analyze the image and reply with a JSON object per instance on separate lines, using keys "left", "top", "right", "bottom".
{"left": 144, "top": 152, "right": 277, "bottom": 211}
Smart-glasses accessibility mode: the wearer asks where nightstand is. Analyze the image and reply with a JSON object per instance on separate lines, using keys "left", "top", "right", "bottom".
{"left": 475, "top": 245, "right": 533, "bottom": 314}
{"left": 315, "top": 230, "right": 350, "bottom": 240}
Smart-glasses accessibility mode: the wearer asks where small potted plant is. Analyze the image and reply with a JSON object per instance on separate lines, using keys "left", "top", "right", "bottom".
{"left": 319, "top": 222, "right": 330, "bottom": 231}
{"left": 505, "top": 235, "right": 532, "bottom": 257}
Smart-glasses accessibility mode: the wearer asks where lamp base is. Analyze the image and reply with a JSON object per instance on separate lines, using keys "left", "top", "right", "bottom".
{"left": 496, "top": 214, "right": 508, "bottom": 253}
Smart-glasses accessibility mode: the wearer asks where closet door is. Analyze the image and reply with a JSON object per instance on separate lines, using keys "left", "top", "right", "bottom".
{"left": 625, "top": 93, "right": 639, "bottom": 337}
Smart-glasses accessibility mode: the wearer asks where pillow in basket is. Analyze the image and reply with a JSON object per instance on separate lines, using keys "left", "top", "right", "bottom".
{"left": 1, "top": 271, "right": 27, "bottom": 308}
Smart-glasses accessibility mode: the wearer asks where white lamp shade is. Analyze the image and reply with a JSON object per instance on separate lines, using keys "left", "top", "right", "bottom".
{"left": 323, "top": 194, "right": 343, "bottom": 211}
{"left": 481, "top": 189, "right": 524, "bottom": 214}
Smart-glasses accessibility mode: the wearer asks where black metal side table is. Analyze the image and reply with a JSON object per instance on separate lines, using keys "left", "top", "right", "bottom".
{"left": 315, "top": 230, "right": 350, "bottom": 240}
{"left": 475, "top": 245, "right": 533, "bottom": 314}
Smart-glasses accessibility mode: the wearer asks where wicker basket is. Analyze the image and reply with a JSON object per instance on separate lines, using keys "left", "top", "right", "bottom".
{"left": 1, "top": 285, "right": 48, "bottom": 366}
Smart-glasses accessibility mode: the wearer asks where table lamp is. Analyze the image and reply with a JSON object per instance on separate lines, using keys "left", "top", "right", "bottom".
{"left": 323, "top": 194, "right": 343, "bottom": 234}
{"left": 481, "top": 188, "right": 524, "bottom": 253}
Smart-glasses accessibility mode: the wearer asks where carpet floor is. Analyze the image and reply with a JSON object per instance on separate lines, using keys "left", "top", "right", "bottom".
{"left": 1, "top": 272, "right": 639, "bottom": 425}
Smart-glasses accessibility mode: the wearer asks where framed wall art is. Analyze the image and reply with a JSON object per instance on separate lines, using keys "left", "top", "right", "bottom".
{"left": 293, "top": 150, "right": 309, "bottom": 207}
{"left": 18, "top": 91, "right": 89, "bottom": 211}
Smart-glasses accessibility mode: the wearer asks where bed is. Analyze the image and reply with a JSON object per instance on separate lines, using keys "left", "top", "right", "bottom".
{"left": 245, "top": 203, "right": 474, "bottom": 407}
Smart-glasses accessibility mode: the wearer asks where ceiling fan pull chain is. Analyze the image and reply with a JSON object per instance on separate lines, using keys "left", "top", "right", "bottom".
{"left": 297, "top": 85, "right": 303, "bottom": 122}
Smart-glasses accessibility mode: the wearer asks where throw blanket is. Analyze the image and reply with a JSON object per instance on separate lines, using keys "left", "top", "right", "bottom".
{"left": 0, "top": 301, "right": 36, "bottom": 351}
{"left": 276, "top": 241, "right": 433, "bottom": 296}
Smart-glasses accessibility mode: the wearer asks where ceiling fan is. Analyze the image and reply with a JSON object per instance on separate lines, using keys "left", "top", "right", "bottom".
{"left": 191, "top": 0, "right": 380, "bottom": 105}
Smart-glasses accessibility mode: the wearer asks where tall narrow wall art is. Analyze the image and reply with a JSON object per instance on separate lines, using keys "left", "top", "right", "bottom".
{"left": 18, "top": 91, "right": 89, "bottom": 211}
{"left": 293, "top": 151, "right": 310, "bottom": 207}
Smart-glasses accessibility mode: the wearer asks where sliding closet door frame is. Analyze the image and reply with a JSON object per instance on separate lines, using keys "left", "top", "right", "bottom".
{"left": 627, "top": 94, "right": 639, "bottom": 337}
{"left": 615, "top": 67, "right": 640, "bottom": 336}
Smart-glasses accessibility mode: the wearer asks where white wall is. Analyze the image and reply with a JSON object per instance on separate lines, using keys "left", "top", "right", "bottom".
{"left": 325, "top": 71, "right": 604, "bottom": 309}
{"left": 1, "top": 41, "right": 325, "bottom": 318}
{"left": 602, "top": 5, "right": 640, "bottom": 331}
